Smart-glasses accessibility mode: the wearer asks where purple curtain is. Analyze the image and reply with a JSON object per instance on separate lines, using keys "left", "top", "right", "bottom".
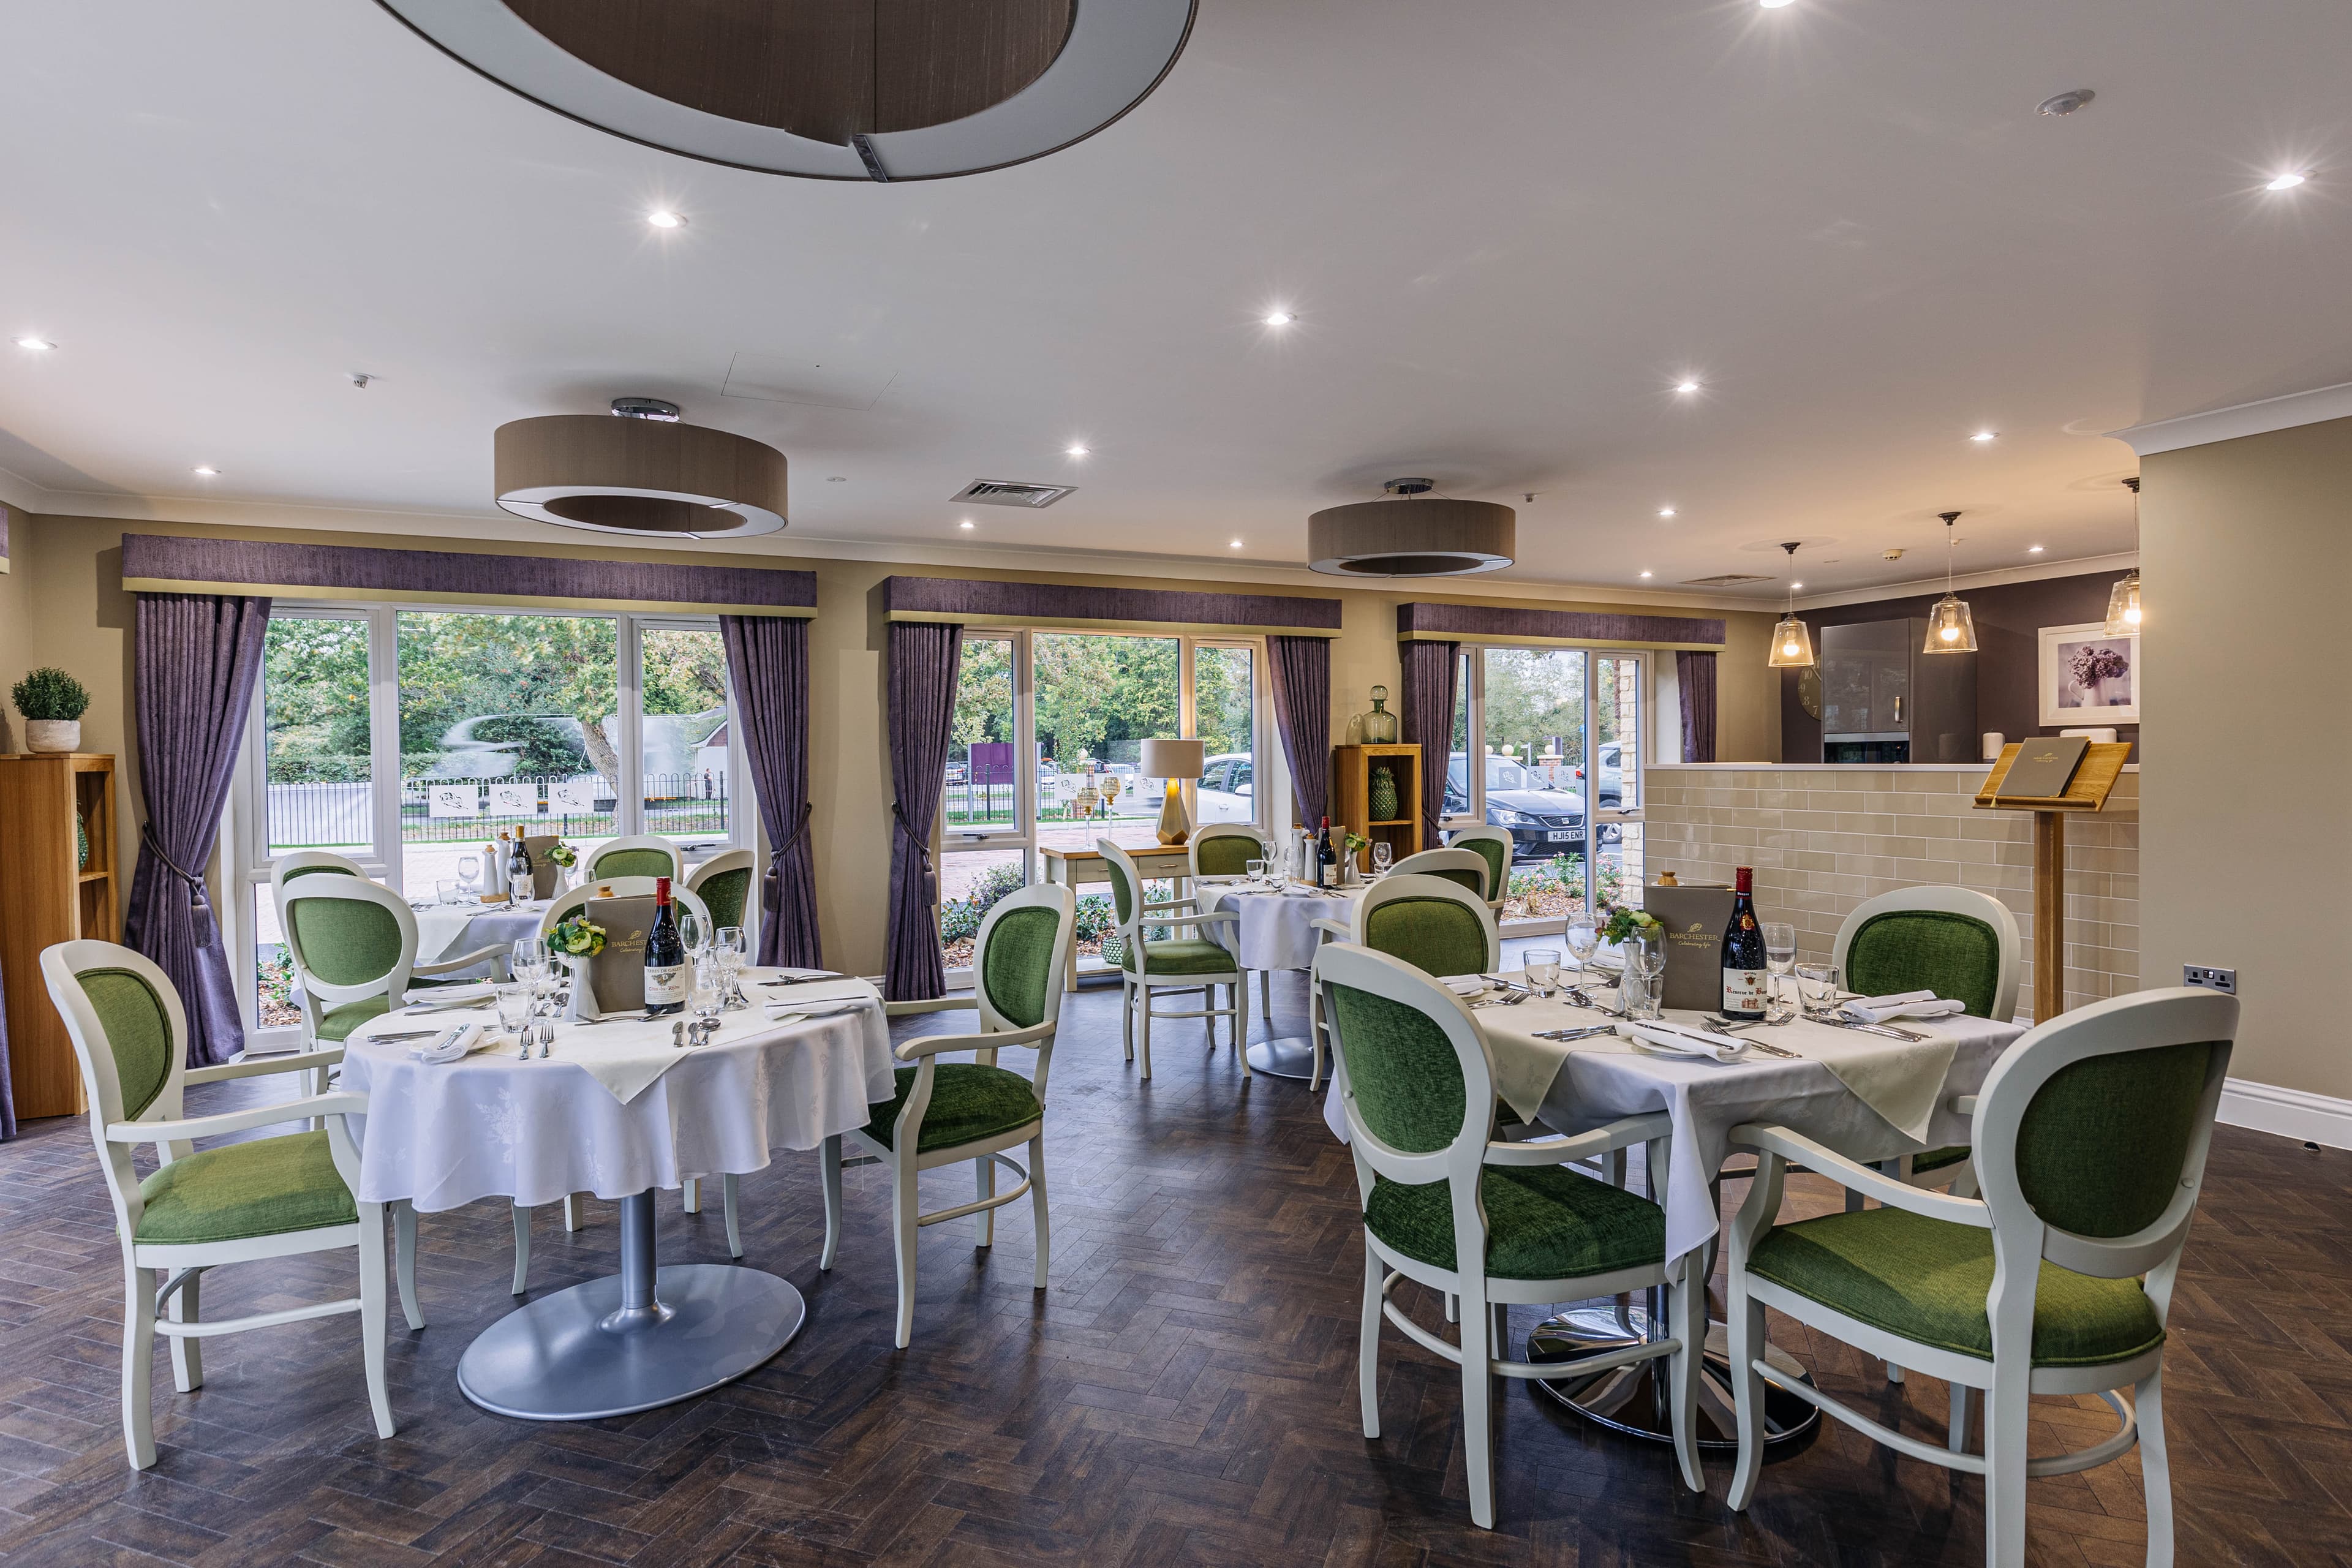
{"left": 1399, "top": 639, "right": 1460, "bottom": 845}
{"left": 1267, "top": 635, "right": 1332, "bottom": 829}
{"left": 721, "top": 615, "right": 821, "bottom": 970}
{"left": 884, "top": 622, "right": 963, "bottom": 1001}
{"left": 1676, "top": 650, "right": 1718, "bottom": 763}
{"left": 0, "top": 960, "right": 15, "bottom": 1140}
{"left": 123, "top": 593, "right": 271, "bottom": 1066}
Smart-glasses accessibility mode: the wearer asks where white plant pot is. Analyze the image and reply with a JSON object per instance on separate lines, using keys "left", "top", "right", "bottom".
{"left": 24, "top": 720, "right": 80, "bottom": 754}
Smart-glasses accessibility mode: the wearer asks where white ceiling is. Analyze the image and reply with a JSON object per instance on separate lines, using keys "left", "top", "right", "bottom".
{"left": 2, "top": 0, "right": 2348, "bottom": 600}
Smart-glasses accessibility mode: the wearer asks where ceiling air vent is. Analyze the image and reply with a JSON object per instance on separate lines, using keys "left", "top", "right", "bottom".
{"left": 952, "top": 479, "right": 1077, "bottom": 508}
{"left": 1680, "top": 573, "right": 1775, "bottom": 587}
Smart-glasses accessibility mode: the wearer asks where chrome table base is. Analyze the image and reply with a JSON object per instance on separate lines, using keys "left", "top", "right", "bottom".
{"left": 457, "top": 1189, "right": 804, "bottom": 1421}
{"left": 1525, "top": 1295, "right": 1820, "bottom": 1451}
{"left": 1245, "top": 1035, "right": 1321, "bottom": 1080}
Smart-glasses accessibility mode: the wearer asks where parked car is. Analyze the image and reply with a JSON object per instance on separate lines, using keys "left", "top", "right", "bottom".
{"left": 1442, "top": 752, "right": 1590, "bottom": 862}
{"left": 1197, "top": 753, "right": 1255, "bottom": 823}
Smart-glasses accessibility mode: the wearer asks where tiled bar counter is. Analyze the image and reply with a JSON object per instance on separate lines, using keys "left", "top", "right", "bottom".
{"left": 1643, "top": 762, "right": 2139, "bottom": 1022}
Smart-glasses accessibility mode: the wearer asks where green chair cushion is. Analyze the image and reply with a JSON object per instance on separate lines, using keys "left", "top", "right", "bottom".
{"left": 592, "top": 848, "right": 675, "bottom": 880}
{"left": 78, "top": 967, "right": 175, "bottom": 1120}
{"left": 1747, "top": 1206, "right": 2164, "bottom": 1367}
{"left": 314, "top": 994, "right": 394, "bottom": 1042}
{"left": 136, "top": 1130, "right": 358, "bottom": 1245}
{"left": 1193, "top": 835, "right": 1260, "bottom": 877}
{"left": 1121, "top": 937, "right": 1237, "bottom": 976}
{"left": 866, "top": 1063, "right": 1042, "bottom": 1153}
{"left": 1366, "top": 1164, "right": 1665, "bottom": 1281}
{"left": 981, "top": 904, "right": 1061, "bottom": 1028}
{"left": 693, "top": 867, "right": 752, "bottom": 933}
{"left": 1912, "top": 1145, "right": 1972, "bottom": 1176}
{"left": 1455, "top": 837, "right": 1507, "bottom": 902}
{"left": 1324, "top": 981, "right": 1466, "bottom": 1153}
{"left": 1845, "top": 910, "right": 2002, "bottom": 1020}
{"left": 1363, "top": 897, "right": 1490, "bottom": 979}
{"left": 287, "top": 896, "right": 405, "bottom": 987}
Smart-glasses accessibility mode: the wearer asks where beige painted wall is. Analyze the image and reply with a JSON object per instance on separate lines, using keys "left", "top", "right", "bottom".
{"left": 4, "top": 511, "right": 1778, "bottom": 986}
{"left": 0, "top": 531, "right": 28, "bottom": 753}
{"left": 2139, "top": 417, "right": 2352, "bottom": 1102}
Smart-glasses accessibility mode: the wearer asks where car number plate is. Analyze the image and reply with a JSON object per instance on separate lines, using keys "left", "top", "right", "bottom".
{"left": 1546, "top": 829, "right": 1575, "bottom": 842}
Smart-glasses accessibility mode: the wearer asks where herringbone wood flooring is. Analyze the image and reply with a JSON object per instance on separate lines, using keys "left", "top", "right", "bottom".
{"left": 0, "top": 970, "right": 2343, "bottom": 1566}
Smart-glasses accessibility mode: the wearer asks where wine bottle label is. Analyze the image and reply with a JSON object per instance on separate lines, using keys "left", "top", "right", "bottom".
{"left": 1722, "top": 970, "right": 1770, "bottom": 1011}
{"left": 644, "top": 964, "right": 688, "bottom": 1005}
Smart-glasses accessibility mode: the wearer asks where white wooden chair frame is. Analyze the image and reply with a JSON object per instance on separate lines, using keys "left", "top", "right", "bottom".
{"left": 1307, "top": 873, "right": 1502, "bottom": 1093}
{"left": 1316, "top": 943, "right": 1704, "bottom": 1528}
{"left": 1725, "top": 987, "right": 2237, "bottom": 1567}
{"left": 41, "top": 940, "right": 408, "bottom": 1470}
{"left": 281, "top": 875, "right": 510, "bottom": 1048}
{"left": 1441, "top": 825, "right": 1515, "bottom": 914}
{"left": 820, "top": 884, "right": 1077, "bottom": 1347}
{"left": 684, "top": 846, "right": 757, "bottom": 948}
{"left": 1189, "top": 824, "right": 1276, "bottom": 1031}
{"left": 1099, "top": 839, "right": 1248, "bottom": 1081}
{"left": 582, "top": 833, "right": 686, "bottom": 884}
{"left": 268, "top": 850, "right": 368, "bottom": 948}
{"left": 1388, "top": 846, "right": 1494, "bottom": 903}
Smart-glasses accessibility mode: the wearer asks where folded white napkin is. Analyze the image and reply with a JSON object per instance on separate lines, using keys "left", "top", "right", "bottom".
{"left": 403, "top": 980, "right": 497, "bottom": 1005}
{"left": 1615, "top": 1019, "right": 1749, "bottom": 1062}
{"left": 1442, "top": 977, "right": 1485, "bottom": 997}
{"left": 766, "top": 996, "right": 873, "bottom": 1020}
{"left": 407, "top": 1022, "right": 484, "bottom": 1063}
{"left": 1839, "top": 990, "right": 1967, "bottom": 1025}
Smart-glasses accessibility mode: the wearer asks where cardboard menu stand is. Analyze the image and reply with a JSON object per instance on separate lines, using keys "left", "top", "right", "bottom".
{"left": 1974, "top": 740, "right": 2131, "bottom": 1021}
{"left": 575, "top": 894, "right": 655, "bottom": 1019}
{"left": 1643, "top": 881, "right": 1735, "bottom": 1012}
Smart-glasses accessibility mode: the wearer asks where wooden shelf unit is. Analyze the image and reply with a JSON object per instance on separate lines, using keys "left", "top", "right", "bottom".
{"left": 1330, "top": 744, "right": 1423, "bottom": 873}
{"left": 0, "top": 752, "right": 120, "bottom": 1118}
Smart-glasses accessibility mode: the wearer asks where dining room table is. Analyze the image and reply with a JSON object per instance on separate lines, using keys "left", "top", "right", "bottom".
{"left": 409, "top": 896, "right": 557, "bottom": 978}
{"left": 336, "top": 967, "right": 894, "bottom": 1422}
{"left": 1200, "top": 875, "right": 1370, "bottom": 1079}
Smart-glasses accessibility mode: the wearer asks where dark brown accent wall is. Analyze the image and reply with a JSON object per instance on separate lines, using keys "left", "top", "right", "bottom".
{"left": 1779, "top": 570, "right": 2138, "bottom": 762}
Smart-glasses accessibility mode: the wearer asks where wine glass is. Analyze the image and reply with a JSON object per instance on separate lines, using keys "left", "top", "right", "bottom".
{"left": 1564, "top": 914, "right": 1600, "bottom": 993}
{"left": 676, "top": 903, "right": 706, "bottom": 959}
{"left": 1626, "top": 933, "right": 1668, "bottom": 1020}
{"left": 715, "top": 925, "right": 748, "bottom": 1006}
{"left": 1371, "top": 841, "right": 1393, "bottom": 878}
{"left": 456, "top": 853, "right": 483, "bottom": 901}
{"left": 1523, "top": 946, "right": 1561, "bottom": 998}
{"left": 1762, "top": 922, "right": 1798, "bottom": 1019}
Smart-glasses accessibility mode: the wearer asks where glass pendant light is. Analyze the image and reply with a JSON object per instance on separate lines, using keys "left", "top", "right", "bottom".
{"left": 1923, "top": 510, "right": 1977, "bottom": 653}
{"left": 2103, "top": 476, "right": 2143, "bottom": 635}
{"left": 1768, "top": 541, "right": 1815, "bottom": 667}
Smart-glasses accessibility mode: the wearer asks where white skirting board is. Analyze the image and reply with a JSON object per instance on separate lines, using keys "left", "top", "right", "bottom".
{"left": 2219, "top": 1077, "right": 2352, "bottom": 1151}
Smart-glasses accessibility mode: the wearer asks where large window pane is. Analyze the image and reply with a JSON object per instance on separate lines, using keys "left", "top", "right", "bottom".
{"left": 639, "top": 625, "right": 731, "bottom": 851}
{"left": 396, "top": 611, "right": 619, "bottom": 895}
{"left": 1194, "top": 644, "right": 1256, "bottom": 826}
{"left": 947, "top": 636, "right": 1018, "bottom": 841}
{"left": 1468, "top": 650, "right": 1589, "bottom": 900}
{"left": 261, "top": 614, "right": 374, "bottom": 860}
{"left": 1033, "top": 632, "right": 1180, "bottom": 854}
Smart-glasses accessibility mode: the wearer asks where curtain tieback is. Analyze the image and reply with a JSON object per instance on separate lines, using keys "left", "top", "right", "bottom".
{"left": 892, "top": 802, "right": 938, "bottom": 902}
{"left": 763, "top": 801, "right": 813, "bottom": 914}
{"left": 140, "top": 825, "right": 217, "bottom": 947}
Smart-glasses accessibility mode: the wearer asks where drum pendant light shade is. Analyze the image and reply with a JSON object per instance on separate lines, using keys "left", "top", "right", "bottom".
{"left": 495, "top": 413, "right": 789, "bottom": 538}
{"left": 1923, "top": 511, "right": 1978, "bottom": 654}
{"left": 1307, "top": 482, "right": 1515, "bottom": 577}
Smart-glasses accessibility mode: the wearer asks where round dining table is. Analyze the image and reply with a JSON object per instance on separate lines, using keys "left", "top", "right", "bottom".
{"left": 337, "top": 970, "right": 894, "bottom": 1421}
{"left": 1201, "top": 877, "right": 1366, "bottom": 1079}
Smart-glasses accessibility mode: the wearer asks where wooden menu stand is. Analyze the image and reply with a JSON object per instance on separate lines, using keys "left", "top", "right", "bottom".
{"left": 1973, "top": 742, "right": 2131, "bottom": 1022}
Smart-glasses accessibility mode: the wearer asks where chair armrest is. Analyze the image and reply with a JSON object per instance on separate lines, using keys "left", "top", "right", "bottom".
{"left": 1484, "top": 1112, "right": 1670, "bottom": 1167}
{"left": 894, "top": 1020, "right": 1054, "bottom": 1060}
{"left": 1146, "top": 910, "right": 1238, "bottom": 928}
{"left": 185, "top": 1048, "right": 343, "bottom": 1087}
{"left": 884, "top": 996, "right": 979, "bottom": 1019}
{"left": 415, "top": 944, "right": 509, "bottom": 977}
{"left": 110, "top": 1092, "right": 369, "bottom": 1146}
{"left": 1142, "top": 897, "right": 1201, "bottom": 913}
{"left": 1309, "top": 918, "right": 1352, "bottom": 938}
{"left": 1730, "top": 1123, "right": 1991, "bottom": 1227}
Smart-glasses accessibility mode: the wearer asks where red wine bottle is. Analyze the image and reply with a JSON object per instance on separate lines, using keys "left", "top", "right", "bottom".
{"left": 1317, "top": 817, "right": 1339, "bottom": 889}
{"left": 1721, "top": 866, "right": 1768, "bottom": 1019}
{"left": 644, "top": 876, "right": 687, "bottom": 1016}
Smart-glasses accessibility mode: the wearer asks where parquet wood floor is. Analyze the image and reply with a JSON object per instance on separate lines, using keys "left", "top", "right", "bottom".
{"left": 0, "top": 970, "right": 2343, "bottom": 1566}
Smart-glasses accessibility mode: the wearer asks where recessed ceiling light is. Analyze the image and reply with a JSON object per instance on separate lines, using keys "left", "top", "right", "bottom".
{"left": 1970, "top": 430, "right": 1997, "bottom": 442}
{"left": 1657, "top": 507, "right": 1676, "bottom": 518}
{"left": 646, "top": 209, "right": 687, "bottom": 228}
{"left": 826, "top": 475, "right": 847, "bottom": 483}
{"left": 2266, "top": 172, "right": 2309, "bottom": 191}
{"left": 1758, "top": 0, "right": 1795, "bottom": 9}
{"left": 1674, "top": 379, "right": 1700, "bottom": 394}
{"left": 2037, "top": 89, "right": 2095, "bottom": 117}
{"left": 14, "top": 336, "right": 54, "bottom": 351}
{"left": 2027, "top": 544, "right": 2045, "bottom": 554}
{"left": 1791, "top": 581, "right": 1803, "bottom": 590}
{"left": 192, "top": 466, "right": 219, "bottom": 477}
{"left": 1638, "top": 570, "right": 1654, "bottom": 578}
{"left": 959, "top": 519, "right": 975, "bottom": 530}
{"left": 1263, "top": 310, "right": 1295, "bottom": 326}
{"left": 1065, "top": 443, "right": 1090, "bottom": 457}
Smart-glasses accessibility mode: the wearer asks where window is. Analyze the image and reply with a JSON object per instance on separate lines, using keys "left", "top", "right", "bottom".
{"left": 1194, "top": 643, "right": 1256, "bottom": 826}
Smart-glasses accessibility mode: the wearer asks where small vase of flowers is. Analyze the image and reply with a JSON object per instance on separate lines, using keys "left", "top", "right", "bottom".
{"left": 550, "top": 913, "right": 606, "bottom": 1019}
{"left": 546, "top": 839, "right": 579, "bottom": 890}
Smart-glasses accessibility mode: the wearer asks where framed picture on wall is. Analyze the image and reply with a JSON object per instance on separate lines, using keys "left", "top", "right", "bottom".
{"left": 2038, "top": 622, "right": 2140, "bottom": 725}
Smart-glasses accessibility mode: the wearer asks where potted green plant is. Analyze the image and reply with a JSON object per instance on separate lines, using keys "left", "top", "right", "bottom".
{"left": 12, "top": 667, "right": 90, "bottom": 754}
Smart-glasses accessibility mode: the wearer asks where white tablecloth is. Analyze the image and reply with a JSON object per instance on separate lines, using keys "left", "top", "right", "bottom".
{"left": 412, "top": 902, "right": 554, "bottom": 971}
{"left": 1204, "top": 882, "right": 1366, "bottom": 971}
{"left": 338, "top": 969, "right": 895, "bottom": 1212}
{"left": 1324, "top": 977, "right": 2023, "bottom": 1261}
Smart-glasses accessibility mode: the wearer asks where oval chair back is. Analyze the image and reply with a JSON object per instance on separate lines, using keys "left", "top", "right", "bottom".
{"left": 1389, "top": 846, "right": 1491, "bottom": 902}
{"left": 1314, "top": 941, "right": 1495, "bottom": 1186}
{"left": 40, "top": 940, "right": 195, "bottom": 1238}
{"left": 1442, "top": 827, "right": 1513, "bottom": 912}
{"left": 971, "top": 883, "right": 1079, "bottom": 1054}
{"left": 1096, "top": 840, "right": 1149, "bottom": 956}
{"left": 1352, "top": 873, "right": 1499, "bottom": 978}
{"left": 685, "top": 848, "right": 755, "bottom": 935}
{"left": 1832, "top": 884, "right": 2021, "bottom": 1022}
{"left": 1188, "top": 823, "right": 1268, "bottom": 881}
{"left": 270, "top": 851, "right": 368, "bottom": 956}
{"left": 540, "top": 876, "right": 714, "bottom": 944}
{"left": 583, "top": 834, "right": 685, "bottom": 883}
{"left": 281, "top": 876, "right": 429, "bottom": 1041}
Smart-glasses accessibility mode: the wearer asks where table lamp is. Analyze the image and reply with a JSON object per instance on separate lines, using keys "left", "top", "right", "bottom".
{"left": 1139, "top": 737, "right": 1205, "bottom": 845}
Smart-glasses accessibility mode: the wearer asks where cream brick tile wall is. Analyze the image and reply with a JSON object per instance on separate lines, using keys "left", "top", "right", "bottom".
{"left": 1643, "top": 766, "right": 2139, "bottom": 1022}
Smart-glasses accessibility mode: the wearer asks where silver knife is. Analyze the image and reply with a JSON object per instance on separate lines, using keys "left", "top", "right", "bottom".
{"left": 1820, "top": 1016, "right": 1928, "bottom": 1042}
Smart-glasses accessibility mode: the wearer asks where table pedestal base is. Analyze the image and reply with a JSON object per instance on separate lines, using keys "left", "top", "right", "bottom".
{"left": 458, "top": 1190, "right": 802, "bottom": 1421}
{"left": 1525, "top": 1300, "right": 1819, "bottom": 1451}
{"left": 1244, "top": 1035, "right": 1319, "bottom": 1080}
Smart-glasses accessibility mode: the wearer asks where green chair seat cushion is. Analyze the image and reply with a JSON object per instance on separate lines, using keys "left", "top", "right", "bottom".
{"left": 136, "top": 1130, "right": 358, "bottom": 1245}
{"left": 1747, "top": 1206, "right": 2163, "bottom": 1367}
{"left": 1121, "top": 937, "right": 1237, "bottom": 976}
{"left": 865, "top": 1063, "right": 1042, "bottom": 1153}
{"left": 1366, "top": 1164, "right": 1666, "bottom": 1281}
{"left": 1912, "top": 1144, "right": 1972, "bottom": 1175}
{"left": 1844, "top": 910, "right": 2002, "bottom": 1020}
{"left": 1363, "top": 897, "right": 1490, "bottom": 979}
{"left": 315, "top": 994, "right": 394, "bottom": 1042}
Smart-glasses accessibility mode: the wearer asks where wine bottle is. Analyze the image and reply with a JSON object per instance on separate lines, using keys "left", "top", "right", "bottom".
{"left": 1721, "top": 865, "right": 1769, "bottom": 1019}
{"left": 644, "top": 876, "right": 687, "bottom": 1016}
{"left": 507, "top": 832, "right": 533, "bottom": 903}
{"left": 1317, "top": 817, "right": 1339, "bottom": 889}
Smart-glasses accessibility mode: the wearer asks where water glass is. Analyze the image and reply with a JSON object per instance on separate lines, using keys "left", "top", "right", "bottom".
{"left": 494, "top": 982, "right": 533, "bottom": 1039}
{"left": 1245, "top": 858, "right": 1267, "bottom": 886}
{"left": 1564, "top": 914, "right": 1600, "bottom": 988}
{"left": 690, "top": 957, "right": 725, "bottom": 1031}
{"left": 1626, "top": 933, "right": 1668, "bottom": 1020}
{"left": 1523, "top": 947, "right": 1562, "bottom": 997}
{"left": 1371, "top": 841, "right": 1393, "bottom": 877}
{"left": 1795, "top": 962, "right": 1842, "bottom": 1017}
{"left": 1762, "top": 922, "right": 1798, "bottom": 1014}
{"left": 437, "top": 878, "right": 460, "bottom": 906}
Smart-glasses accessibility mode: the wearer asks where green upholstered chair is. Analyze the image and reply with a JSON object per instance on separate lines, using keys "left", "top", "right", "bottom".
{"left": 821, "top": 883, "right": 1076, "bottom": 1347}
{"left": 1317, "top": 941, "right": 1704, "bottom": 1528}
{"left": 40, "top": 940, "right": 411, "bottom": 1469}
{"left": 1724, "top": 986, "right": 2237, "bottom": 1568}
{"left": 685, "top": 846, "right": 755, "bottom": 937}
{"left": 582, "top": 834, "right": 685, "bottom": 884}
{"left": 1389, "top": 846, "right": 1493, "bottom": 902}
{"left": 1189, "top": 824, "right": 1275, "bottom": 1023}
{"left": 1443, "top": 826, "right": 1513, "bottom": 916}
{"left": 281, "top": 875, "right": 510, "bottom": 1049}
{"left": 1308, "top": 873, "right": 1501, "bottom": 1093}
{"left": 1099, "top": 839, "right": 1248, "bottom": 1081}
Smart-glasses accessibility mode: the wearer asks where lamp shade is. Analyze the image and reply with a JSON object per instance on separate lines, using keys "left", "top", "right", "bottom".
{"left": 1768, "top": 614, "right": 1815, "bottom": 668}
{"left": 2101, "top": 570, "right": 2142, "bottom": 635}
{"left": 1923, "top": 593, "right": 1978, "bottom": 653}
{"left": 1139, "top": 738, "right": 1205, "bottom": 779}
{"left": 1307, "top": 491, "right": 1514, "bottom": 576}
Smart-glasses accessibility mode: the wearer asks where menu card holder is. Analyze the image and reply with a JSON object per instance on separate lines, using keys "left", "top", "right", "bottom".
{"left": 1973, "top": 741, "right": 2131, "bottom": 1021}
{"left": 576, "top": 894, "right": 655, "bottom": 1020}
{"left": 1643, "top": 882, "right": 1734, "bottom": 1012}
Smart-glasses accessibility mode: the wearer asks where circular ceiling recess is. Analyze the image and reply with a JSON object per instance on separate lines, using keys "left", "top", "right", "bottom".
{"left": 375, "top": 0, "right": 1197, "bottom": 181}
{"left": 1308, "top": 481, "right": 1516, "bottom": 578}
{"left": 494, "top": 407, "right": 789, "bottom": 539}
